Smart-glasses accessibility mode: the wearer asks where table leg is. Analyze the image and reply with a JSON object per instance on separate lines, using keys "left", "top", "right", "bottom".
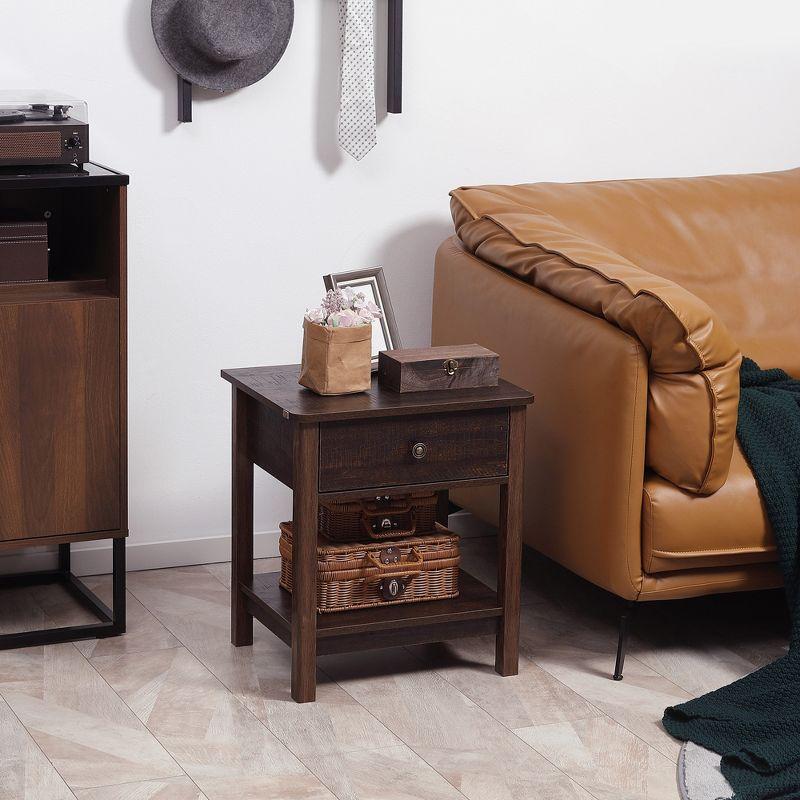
{"left": 291, "top": 422, "right": 319, "bottom": 703}
{"left": 495, "top": 405, "right": 526, "bottom": 675}
{"left": 58, "top": 543, "right": 70, "bottom": 573}
{"left": 231, "top": 387, "right": 254, "bottom": 647}
{"left": 435, "top": 489, "right": 450, "bottom": 526}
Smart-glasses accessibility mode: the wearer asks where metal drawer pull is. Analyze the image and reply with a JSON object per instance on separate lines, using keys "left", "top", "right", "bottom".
{"left": 411, "top": 442, "right": 428, "bottom": 460}
{"left": 443, "top": 358, "right": 459, "bottom": 376}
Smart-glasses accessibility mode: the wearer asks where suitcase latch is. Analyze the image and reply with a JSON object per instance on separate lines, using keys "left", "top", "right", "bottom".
{"left": 379, "top": 576, "right": 408, "bottom": 600}
{"left": 371, "top": 517, "right": 399, "bottom": 533}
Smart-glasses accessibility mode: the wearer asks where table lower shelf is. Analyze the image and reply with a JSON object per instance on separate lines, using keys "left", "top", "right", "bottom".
{"left": 242, "top": 569, "right": 502, "bottom": 656}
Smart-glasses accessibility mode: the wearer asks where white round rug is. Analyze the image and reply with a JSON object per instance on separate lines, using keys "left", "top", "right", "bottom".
{"left": 678, "top": 742, "right": 734, "bottom": 800}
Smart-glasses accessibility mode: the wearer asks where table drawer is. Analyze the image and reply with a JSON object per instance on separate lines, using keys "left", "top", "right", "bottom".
{"left": 319, "top": 408, "right": 509, "bottom": 492}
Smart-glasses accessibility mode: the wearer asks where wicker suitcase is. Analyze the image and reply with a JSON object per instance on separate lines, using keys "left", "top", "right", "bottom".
{"left": 318, "top": 492, "right": 437, "bottom": 542}
{"left": 279, "top": 521, "right": 459, "bottom": 613}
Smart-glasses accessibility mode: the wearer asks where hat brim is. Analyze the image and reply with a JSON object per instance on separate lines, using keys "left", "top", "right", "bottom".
{"left": 151, "top": 0, "right": 293, "bottom": 92}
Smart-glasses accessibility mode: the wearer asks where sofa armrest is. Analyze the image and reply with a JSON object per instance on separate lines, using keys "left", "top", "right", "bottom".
{"left": 450, "top": 188, "right": 742, "bottom": 495}
{"left": 432, "top": 237, "right": 648, "bottom": 600}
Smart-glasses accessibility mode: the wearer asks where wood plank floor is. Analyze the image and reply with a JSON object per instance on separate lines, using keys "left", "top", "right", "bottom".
{"left": 0, "top": 518, "right": 789, "bottom": 800}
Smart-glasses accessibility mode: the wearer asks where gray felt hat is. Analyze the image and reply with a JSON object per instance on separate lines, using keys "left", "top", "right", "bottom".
{"left": 151, "top": 0, "right": 293, "bottom": 92}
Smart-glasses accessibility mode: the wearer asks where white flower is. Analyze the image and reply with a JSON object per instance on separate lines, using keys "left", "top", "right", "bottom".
{"left": 304, "top": 307, "right": 325, "bottom": 325}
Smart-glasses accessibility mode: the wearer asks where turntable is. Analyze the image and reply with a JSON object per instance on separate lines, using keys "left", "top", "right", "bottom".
{"left": 0, "top": 91, "right": 89, "bottom": 167}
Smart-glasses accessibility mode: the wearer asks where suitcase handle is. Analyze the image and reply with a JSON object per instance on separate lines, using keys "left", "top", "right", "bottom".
{"left": 369, "top": 547, "right": 423, "bottom": 601}
{"left": 360, "top": 498, "right": 412, "bottom": 515}
{"left": 360, "top": 506, "right": 417, "bottom": 540}
{"left": 366, "top": 546, "right": 423, "bottom": 575}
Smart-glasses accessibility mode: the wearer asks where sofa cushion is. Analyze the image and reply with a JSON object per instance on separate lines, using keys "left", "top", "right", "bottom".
{"left": 454, "top": 169, "right": 800, "bottom": 376}
{"left": 642, "top": 443, "right": 776, "bottom": 573}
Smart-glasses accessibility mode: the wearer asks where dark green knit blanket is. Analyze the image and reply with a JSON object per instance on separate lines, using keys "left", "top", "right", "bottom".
{"left": 663, "top": 357, "right": 800, "bottom": 800}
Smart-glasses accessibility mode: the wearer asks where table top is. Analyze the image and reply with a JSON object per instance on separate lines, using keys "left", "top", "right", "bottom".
{"left": 221, "top": 364, "right": 533, "bottom": 422}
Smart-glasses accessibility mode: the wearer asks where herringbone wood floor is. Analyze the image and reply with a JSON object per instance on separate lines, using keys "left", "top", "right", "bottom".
{"left": 0, "top": 516, "right": 788, "bottom": 800}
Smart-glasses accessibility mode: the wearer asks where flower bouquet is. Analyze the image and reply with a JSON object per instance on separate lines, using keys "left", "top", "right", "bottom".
{"left": 299, "top": 288, "right": 383, "bottom": 395}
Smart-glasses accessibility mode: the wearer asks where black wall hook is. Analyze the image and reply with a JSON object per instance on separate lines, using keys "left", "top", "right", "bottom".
{"left": 387, "top": 0, "right": 403, "bottom": 113}
{"left": 178, "top": 76, "right": 192, "bottom": 123}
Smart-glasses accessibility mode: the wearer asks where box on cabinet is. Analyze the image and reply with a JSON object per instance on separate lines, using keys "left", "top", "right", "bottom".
{"left": 0, "top": 221, "right": 48, "bottom": 283}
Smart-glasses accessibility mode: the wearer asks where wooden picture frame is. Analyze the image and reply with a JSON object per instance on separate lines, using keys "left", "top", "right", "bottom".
{"left": 323, "top": 267, "right": 402, "bottom": 367}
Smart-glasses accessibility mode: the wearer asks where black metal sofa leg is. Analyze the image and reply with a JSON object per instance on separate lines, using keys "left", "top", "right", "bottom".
{"left": 613, "top": 601, "right": 638, "bottom": 681}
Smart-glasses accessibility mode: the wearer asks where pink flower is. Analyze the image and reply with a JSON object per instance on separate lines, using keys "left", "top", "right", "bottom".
{"left": 329, "top": 308, "right": 367, "bottom": 327}
{"left": 320, "top": 289, "right": 347, "bottom": 317}
{"left": 364, "top": 300, "right": 382, "bottom": 318}
{"left": 306, "top": 287, "right": 382, "bottom": 328}
{"left": 352, "top": 296, "right": 382, "bottom": 319}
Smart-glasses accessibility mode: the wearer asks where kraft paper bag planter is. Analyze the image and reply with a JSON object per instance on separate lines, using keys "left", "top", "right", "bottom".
{"left": 299, "top": 317, "right": 372, "bottom": 395}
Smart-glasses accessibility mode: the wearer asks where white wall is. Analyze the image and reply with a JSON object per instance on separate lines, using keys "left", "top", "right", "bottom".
{"left": 2, "top": 1, "right": 799, "bottom": 569}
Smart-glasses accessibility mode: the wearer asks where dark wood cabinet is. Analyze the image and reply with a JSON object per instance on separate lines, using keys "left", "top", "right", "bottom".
{"left": 0, "top": 163, "right": 128, "bottom": 650}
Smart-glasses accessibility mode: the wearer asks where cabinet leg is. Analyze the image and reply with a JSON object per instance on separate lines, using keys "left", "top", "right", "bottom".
{"left": 291, "top": 422, "right": 319, "bottom": 703}
{"left": 112, "top": 537, "right": 127, "bottom": 633}
{"left": 231, "top": 387, "right": 254, "bottom": 647}
{"left": 495, "top": 406, "right": 526, "bottom": 676}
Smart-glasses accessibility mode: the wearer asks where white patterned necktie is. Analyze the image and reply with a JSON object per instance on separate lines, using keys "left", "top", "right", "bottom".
{"left": 338, "top": 0, "right": 377, "bottom": 161}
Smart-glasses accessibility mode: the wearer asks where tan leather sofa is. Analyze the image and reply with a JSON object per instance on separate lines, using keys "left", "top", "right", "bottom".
{"left": 432, "top": 169, "right": 800, "bottom": 622}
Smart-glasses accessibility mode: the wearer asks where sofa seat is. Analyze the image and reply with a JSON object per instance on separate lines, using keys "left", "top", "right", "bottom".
{"left": 643, "top": 443, "right": 776, "bottom": 573}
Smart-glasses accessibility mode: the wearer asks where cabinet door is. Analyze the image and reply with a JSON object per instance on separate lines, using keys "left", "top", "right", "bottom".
{"left": 0, "top": 298, "right": 120, "bottom": 541}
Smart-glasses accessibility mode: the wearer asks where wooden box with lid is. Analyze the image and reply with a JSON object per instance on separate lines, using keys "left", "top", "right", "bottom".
{"left": 378, "top": 344, "right": 499, "bottom": 393}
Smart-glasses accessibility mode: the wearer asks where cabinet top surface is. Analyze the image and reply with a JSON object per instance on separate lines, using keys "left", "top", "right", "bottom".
{"left": 0, "top": 162, "right": 129, "bottom": 190}
{"left": 221, "top": 364, "right": 533, "bottom": 422}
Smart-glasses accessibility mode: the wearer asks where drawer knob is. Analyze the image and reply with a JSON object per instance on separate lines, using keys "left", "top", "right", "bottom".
{"left": 411, "top": 442, "right": 428, "bottom": 460}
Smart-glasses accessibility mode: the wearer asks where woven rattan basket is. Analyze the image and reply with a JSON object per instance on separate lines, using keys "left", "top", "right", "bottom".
{"left": 279, "top": 521, "right": 459, "bottom": 613}
{"left": 318, "top": 492, "right": 437, "bottom": 542}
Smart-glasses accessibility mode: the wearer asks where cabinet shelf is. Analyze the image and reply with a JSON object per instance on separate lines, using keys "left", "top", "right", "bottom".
{"left": 0, "top": 279, "right": 114, "bottom": 305}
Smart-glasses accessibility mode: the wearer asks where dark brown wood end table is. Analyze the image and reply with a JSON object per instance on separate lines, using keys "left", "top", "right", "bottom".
{"left": 221, "top": 364, "right": 533, "bottom": 703}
